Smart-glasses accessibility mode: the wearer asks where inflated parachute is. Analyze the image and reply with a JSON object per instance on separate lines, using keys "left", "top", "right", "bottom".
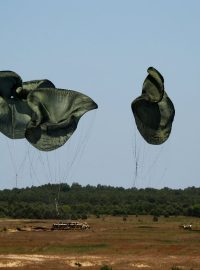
{"left": 0, "top": 71, "right": 98, "bottom": 151}
{"left": 131, "top": 67, "right": 175, "bottom": 144}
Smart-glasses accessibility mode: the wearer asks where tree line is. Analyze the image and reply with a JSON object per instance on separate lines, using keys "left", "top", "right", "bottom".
{"left": 0, "top": 183, "right": 200, "bottom": 219}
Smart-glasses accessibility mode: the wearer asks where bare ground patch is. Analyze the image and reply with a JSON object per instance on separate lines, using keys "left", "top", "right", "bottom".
{"left": 0, "top": 254, "right": 200, "bottom": 269}
{"left": 0, "top": 216, "right": 200, "bottom": 269}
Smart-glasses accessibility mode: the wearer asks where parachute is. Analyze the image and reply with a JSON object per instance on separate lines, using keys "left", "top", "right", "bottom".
{"left": 0, "top": 71, "right": 98, "bottom": 151}
{"left": 131, "top": 67, "right": 175, "bottom": 145}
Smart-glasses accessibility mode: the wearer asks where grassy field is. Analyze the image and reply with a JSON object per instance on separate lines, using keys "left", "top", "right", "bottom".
{"left": 0, "top": 215, "right": 200, "bottom": 269}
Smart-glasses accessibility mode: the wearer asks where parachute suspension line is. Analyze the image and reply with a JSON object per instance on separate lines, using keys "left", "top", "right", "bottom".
{"left": 54, "top": 149, "right": 62, "bottom": 190}
{"left": 69, "top": 111, "right": 96, "bottom": 176}
{"left": 27, "top": 146, "right": 41, "bottom": 186}
{"left": 15, "top": 146, "right": 30, "bottom": 187}
{"left": 37, "top": 152, "right": 57, "bottom": 216}
{"left": 37, "top": 151, "right": 50, "bottom": 182}
{"left": 158, "top": 137, "right": 173, "bottom": 188}
{"left": 53, "top": 150, "right": 60, "bottom": 195}
{"left": 144, "top": 145, "right": 165, "bottom": 186}
{"left": 62, "top": 111, "right": 97, "bottom": 183}
{"left": 6, "top": 137, "right": 36, "bottom": 188}
{"left": 77, "top": 111, "right": 96, "bottom": 160}
{"left": 33, "top": 150, "right": 58, "bottom": 217}
{"left": 132, "top": 120, "right": 141, "bottom": 188}
{"left": 52, "top": 149, "right": 63, "bottom": 220}
{"left": 131, "top": 115, "right": 149, "bottom": 188}
{"left": 57, "top": 116, "right": 91, "bottom": 215}
{"left": 55, "top": 198, "right": 60, "bottom": 217}
{"left": 52, "top": 112, "right": 97, "bottom": 220}
{"left": 6, "top": 139, "right": 18, "bottom": 187}
{"left": 17, "top": 147, "right": 30, "bottom": 178}
{"left": 55, "top": 183, "right": 61, "bottom": 221}
{"left": 62, "top": 133, "right": 84, "bottom": 181}
{"left": 55, "top": 177, "right": 62, "bottom": 220}
{"left": 6, "top": 137, "right": 30, "bottom": 188}
{"left": 133, "top": 125, "right": 138, "bottom": 187}
{"left": 15, "top": 173, "right": 18, "bottom": 188}
{"left": 27, "top": 147, "right": 33, "bottom": 186}
{"left": 137, "top": 139, "right": 147, "bottom": 186}
{"left": 53, "top": 150, "right": 58, "bottom": 184}
{"left": 45, "top": 154, "right": 53, "bottom": 184}
{"left": 159, "top": 167, "right": 167, "bottom": 187}
{"left": 7, "top": 139, "right": 32, "bottom": 188}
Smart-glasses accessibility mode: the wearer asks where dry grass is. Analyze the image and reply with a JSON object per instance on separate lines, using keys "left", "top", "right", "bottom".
{"left": 0, "top": 216, "right": 199, "bottom": 269}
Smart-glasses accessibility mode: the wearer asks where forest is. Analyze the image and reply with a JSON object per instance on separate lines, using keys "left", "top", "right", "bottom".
{"left": 0, "top": 183, "right": 200, "bottom": 219}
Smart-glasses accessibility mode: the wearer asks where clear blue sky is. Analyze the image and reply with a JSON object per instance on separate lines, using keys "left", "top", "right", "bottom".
{"left": 0, "top": 0, "right": 200, "bottom": 189}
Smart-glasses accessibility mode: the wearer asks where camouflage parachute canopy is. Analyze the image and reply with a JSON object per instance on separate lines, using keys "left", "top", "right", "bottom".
{"left": 131, "top": 67, "right": 175, "bottom": 145}
{"left": 0, "top": 71, "right": 98, "bottom": 151}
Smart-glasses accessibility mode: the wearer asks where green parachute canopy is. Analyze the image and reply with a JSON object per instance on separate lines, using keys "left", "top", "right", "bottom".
{"left": 0, "top": 71, "right": 98, "bottom": 151}
{"left": 131, "top": 67, "right": 175, "bottom": 145}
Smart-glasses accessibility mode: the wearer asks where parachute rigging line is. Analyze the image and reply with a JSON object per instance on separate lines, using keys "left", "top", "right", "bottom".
{"left": 61, "top": 111, "right": 97, "bottom": 183}
{"left": 27, "top": 145, "right": 41, "bottom": 186}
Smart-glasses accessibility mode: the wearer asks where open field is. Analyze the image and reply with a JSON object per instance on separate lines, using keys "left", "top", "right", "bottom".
{"left": 0, "top": 216, "right": 200, "bottom": 269}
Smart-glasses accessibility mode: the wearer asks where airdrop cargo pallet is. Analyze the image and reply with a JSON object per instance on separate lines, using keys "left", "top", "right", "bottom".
{"left": 51, "top": 221, "right": 90, "bottom": 230}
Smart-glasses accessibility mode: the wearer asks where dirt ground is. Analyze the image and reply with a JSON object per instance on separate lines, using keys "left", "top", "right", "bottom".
{"left": 0, "top": 216, "right": 200, "bottom": 269}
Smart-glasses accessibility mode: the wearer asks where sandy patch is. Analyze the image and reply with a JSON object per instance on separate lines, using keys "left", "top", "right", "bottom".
{"left": 67, "top": 256, "right": 111, "bottom": 267}
{"left": 132, "top": 263, "right": 151, "bottom": 268}
{"left": 0, "top": 255, "right": 109, "bottom": 268}
{"left": 7, "top": 229, "right": 18, "bottom": 233}
{"left": 0, "top": 255, "right": 46, "bottom": 262}
{"left": 68, "top": 260, "right": 95, "bottom": 267}
{"left": 0, "top": 254, "right": 199, "bottom": 269}
{"left": 0, "top": 261, "right": 24, "bottom": 268}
